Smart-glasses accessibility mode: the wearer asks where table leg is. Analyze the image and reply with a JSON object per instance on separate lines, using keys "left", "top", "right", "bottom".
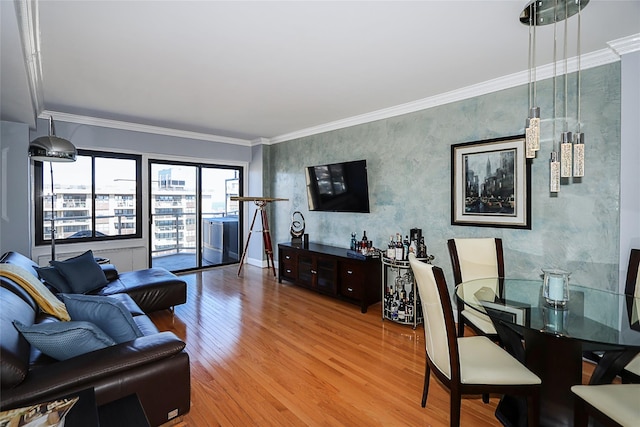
{"left": 261, "top": 208, "right": 276, "bottom": 277}
{"left": 237, "top": 208, "right": 260, "bottom": 276}
{"left": 523, "top": 330, "right": 582, "bottom": 427}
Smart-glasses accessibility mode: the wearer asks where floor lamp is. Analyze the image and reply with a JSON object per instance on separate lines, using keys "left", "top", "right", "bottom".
{"left": 28, "top": 117, "right": 77, "bottom": 261}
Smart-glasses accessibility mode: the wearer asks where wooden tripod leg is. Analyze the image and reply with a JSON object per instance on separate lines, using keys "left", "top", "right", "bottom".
{"left": 261, "top": 208, "right": 276, "bottom": 276}
{"left": 237, "top": 208, "right": 260, "bottom": 276}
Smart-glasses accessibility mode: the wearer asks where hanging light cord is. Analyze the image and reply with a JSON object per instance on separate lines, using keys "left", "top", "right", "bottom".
{"left": 528, "top": 14, "right": 533, "bottom": 111}
{"left": 552, "top": 0, "right": 558, "bottom": 149}
{"left": 577, "top": 1, "right": 582, "bottom": 133}
{"left": 563, "top": 0, "right": 569, "bottom": 132}
{"left": 532, "top": 2, "right": 537, "bottom": 108}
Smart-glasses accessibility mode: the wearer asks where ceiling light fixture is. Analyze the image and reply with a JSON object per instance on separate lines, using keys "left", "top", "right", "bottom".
{"left": 519, "top": 0, "right": 588, "bottom": 194}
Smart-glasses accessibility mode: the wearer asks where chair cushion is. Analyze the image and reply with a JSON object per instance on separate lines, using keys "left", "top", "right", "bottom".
{"left": 35, "top": 266, "right": 73, "bottom": 293}
{"left": 50, "top": 250, "right": 108, "bottom": 294}
{"left": 13, "top": 320, "right": 115, "bottom": 361}
{"left": 571, "top": 384, "right": 640, "bottom": 426}
{"left": 458, "top": 336, "right": 540, "bottom": 385}
{"left": 61, "top": 294, "right": 144, "bottom": 344}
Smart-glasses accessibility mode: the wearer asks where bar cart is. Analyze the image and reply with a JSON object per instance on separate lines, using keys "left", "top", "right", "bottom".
{"left": 381, "top": 254, "right": 433, "bottom": 329}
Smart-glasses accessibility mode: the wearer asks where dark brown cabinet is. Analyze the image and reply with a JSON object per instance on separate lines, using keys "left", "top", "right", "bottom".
{"left": 278, "top": 242, "right": 381, "bottom": 313}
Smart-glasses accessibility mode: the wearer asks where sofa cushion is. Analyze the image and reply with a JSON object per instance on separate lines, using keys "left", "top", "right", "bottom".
{"left": 61, "top": 294, "right": 143, "bottom": 344}
{"left": 50, "top": 250, "right": 108, "bottom": 294}
{"left": 0, "top": 263, "right": 70, "bottom": 321}
{"left": 13, "top": 320, "right": 115, "bottom": 361}
{"left": 0, "top": 288, "right": 36, "bottom": 389}
{"left": 35, "top": 266, "right": 72, "bottom": 293}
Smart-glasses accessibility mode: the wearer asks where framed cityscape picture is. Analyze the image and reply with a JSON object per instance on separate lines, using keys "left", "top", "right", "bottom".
{"left": 451, "top": 135, "right": 531, "bottom": 229}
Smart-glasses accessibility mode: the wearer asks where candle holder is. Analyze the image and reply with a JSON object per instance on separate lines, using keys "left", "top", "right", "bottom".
{"left": 543, "top": 305, "right": 568, "bottom": 334}
{"left": 542, "top": 269, "right": 570, "bottom": 308}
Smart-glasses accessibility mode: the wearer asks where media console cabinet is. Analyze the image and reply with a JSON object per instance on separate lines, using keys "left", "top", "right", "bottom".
{"left": 277, "top": 242, "right": 381, "bottom": 313}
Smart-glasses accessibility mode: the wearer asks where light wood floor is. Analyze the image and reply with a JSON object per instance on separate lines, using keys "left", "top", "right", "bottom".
{"left": 149, "top": 264, "right": 596, "bottom": 427}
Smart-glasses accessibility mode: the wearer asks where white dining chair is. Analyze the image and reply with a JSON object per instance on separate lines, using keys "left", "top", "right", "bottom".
{"left": 571, "top": 384, "right": 640, "bottom": 427}
{"left": 408, "top": 253, "right": 540, "bottom": 427}
{"left": 447, "top": 238, "right": 504, "bottom": 339}
{"left": 622, "top": 249, "right": 640, "bottom": 383}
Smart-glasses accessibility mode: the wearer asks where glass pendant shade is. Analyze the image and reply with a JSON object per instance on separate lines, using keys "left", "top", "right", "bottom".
{"left": 528, "top": 107, "right": 541, "bottom": 151}
{"left": 550, "top": 151, "right": 560, "bottom": 193}
{"left": 560, "top": 131, "right": 573, "bottom": 177}
{"left": 573, "top": 132, "right": 585, "bottom": 177}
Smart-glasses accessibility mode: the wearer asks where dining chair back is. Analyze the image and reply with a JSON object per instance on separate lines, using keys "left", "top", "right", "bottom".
{"left": 624, "top": 248, "right": 640, "bottom": 298}
{"left": 408, "top": 253, "right": 541, "bottom": 427}
{"left": 571, "top": 384, "right": 640, "bottom": 427}
{"left": 622, "top": 248, "right": 640, "bottom": 382}
{"left": 447, "top": 238, "right": 504, "bottom": 337}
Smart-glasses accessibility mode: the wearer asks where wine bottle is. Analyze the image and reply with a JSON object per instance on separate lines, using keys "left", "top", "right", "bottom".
{"left": 387, "top": 236, "right": 395, "bottom": 259}
{"left": 395, "top": 233, "right": 403, "bottom": 260}
{"left": 403, "top": 235, "right": 410, "bottom": 260}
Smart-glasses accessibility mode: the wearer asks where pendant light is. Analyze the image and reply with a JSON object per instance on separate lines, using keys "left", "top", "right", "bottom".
{"left": 573, "top": 3, "right": 585, "bottom": 177}
{"left": 525, "top": 1, "right": 540, "bottom": 159}
{"left": 519, "top": 0, "right": 589, "bottom": 194}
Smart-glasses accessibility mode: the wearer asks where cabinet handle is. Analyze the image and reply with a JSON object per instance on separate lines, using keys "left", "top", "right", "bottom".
{"left": 311, "top": 269, "right": 317, "bottom": 274}
{"left": 347, "top": 287, "right": 353, "bottom": 292}
{"left": 285, "top": 255, "right": 291, "bottom": 260}
{"left": 347, "top": 270, "right": 353, "bottom": 275}
{"left": 286, "top": 269, "right": 292, "bottom": 273}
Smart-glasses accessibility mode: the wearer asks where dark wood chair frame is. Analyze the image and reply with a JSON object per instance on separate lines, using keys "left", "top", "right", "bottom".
{"left": 573, "top": 394, "right": 624, "bottom": 427}
{"left": 418, "top": 263, "right": 540, "bottom": 427}
{"left": 620, "top": 248, "right": 640, "bottom": 384}
{"left": 447, "top": 238, "right": 505, "bottom": 339}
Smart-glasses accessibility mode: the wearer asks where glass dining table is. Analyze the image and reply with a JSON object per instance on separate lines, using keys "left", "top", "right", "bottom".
{"left": 456, "top": 278, "right": 640, "bottom": 427}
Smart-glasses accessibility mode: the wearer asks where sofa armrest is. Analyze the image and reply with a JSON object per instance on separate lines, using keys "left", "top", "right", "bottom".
{"left": 100, "top": 264, "right": 119, "bottom": 281}
{"left": 0, "top": 332, "right": 185, "bottom": 409}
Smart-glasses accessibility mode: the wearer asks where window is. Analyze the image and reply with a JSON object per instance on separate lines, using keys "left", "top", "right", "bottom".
{"left": 34, "top": 150, "right": 142, "bottom": 245}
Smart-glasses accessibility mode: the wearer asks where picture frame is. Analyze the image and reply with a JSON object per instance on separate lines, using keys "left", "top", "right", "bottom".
{"left": 451, "top": 135, "right": 531, "bottom": 229}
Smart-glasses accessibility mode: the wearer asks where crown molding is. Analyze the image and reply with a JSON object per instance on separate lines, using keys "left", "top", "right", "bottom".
{"left": 41, "top": 111, "right": 254, "bottom": 146}
{"left": 608, "top": 33, "right": 640, "bottom": 56}
{"left": 269, "top": 40, "right": 635, "bottom": 145}
{"left": 15, "top": 0, "right": 44, "bottom": 124}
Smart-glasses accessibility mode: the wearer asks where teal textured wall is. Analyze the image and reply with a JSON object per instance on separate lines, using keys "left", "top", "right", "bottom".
{"left": 269, "top": 63, "right": 621, "bottom": 291}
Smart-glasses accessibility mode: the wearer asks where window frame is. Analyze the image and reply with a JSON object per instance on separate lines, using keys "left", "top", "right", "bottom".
{"left": 34, "top": 149, "right": 143, "bottom": 246}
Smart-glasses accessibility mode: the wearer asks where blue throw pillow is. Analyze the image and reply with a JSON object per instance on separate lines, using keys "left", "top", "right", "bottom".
{"left": 50, "top": 250, "right": 108, "bottom": 294}
{"left": 13, "top": 320, "right": 115, "bottom": 361}
{"left": 61, "top": 294, "right": 143, "bottom": 344}
{"left": 35, "top": 266, "right": 72, "bottom": 293}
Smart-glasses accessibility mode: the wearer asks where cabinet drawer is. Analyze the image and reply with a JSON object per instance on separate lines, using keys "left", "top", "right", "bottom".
{"left": 339, "top": 262, "right": 365, "bottom": 300}
{"left": 279, "top": 249, "right": 297, "bottom": 282}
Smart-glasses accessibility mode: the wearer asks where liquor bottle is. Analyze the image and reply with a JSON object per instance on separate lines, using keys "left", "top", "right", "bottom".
{"left": 387, "top": 236, "right": 395, "bottom": 259}
{"left": 403, "top": 236, "right": 410, "bottom": 260}
{"left": 398, "top": 300, "right": 406, "bottom": 321}
{"left": 361, "top": 230, "right": 368, "bottom": 247}
{"left": 419, "top": 237, "right": 427, "bottom": 258}
{"left": 395, "top": 233, "right": 404, "bottom": 260}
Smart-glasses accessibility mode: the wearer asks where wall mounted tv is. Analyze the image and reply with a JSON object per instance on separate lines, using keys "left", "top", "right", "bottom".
{"left": 305, "top": 159, "right": 370, "bottom": 213}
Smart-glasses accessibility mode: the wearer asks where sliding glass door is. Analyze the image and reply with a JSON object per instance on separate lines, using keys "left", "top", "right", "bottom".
{"left": 149, "top": 160, "right": 242, "bottom": 272}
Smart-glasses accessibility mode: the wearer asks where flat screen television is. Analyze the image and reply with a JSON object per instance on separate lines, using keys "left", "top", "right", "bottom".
{"left": 305, "top": 159, "right": 370, "bottom": 213}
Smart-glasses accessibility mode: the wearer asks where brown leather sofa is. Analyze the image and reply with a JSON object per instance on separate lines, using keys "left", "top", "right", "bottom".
{"left": 0, "top": 251, "right": 190, "bottom": 426}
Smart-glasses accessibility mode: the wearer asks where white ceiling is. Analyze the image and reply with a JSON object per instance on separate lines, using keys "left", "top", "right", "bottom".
{"left": 1, "top": 1, "right": 639, "bottom": 143}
